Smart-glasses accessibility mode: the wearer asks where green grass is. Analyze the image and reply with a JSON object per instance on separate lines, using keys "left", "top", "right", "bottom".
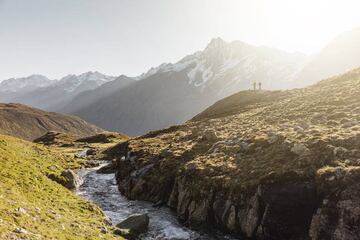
{"left": 0, "top": 135, "right": 123, "bottom": 240}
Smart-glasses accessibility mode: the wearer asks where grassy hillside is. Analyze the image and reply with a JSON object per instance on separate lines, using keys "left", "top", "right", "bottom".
{"left": 0, "top": 103, "right": 103, "bottom": 141}
{"left": 107, "top": 67, "right": 360, "bottom": 239}
{"left": 0, "top": 134, "right": 122, "bottom": 240}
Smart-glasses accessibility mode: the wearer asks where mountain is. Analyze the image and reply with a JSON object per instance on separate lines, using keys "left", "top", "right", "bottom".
{"left": 0, "top": 74, "right": 54, "bottom": 102}
{"left": 0, "top": 74, "right": 53, "bottom": 93}
{"left": 0, "top": 103, "right": 103, "bottom": 140}
{"left": 70, "top": 38, "right": 306, "bottom": 136}
{"left": 2, "top": 71, "right": 116, "bottom": 110}
{"left": 296, "top": 27, "right": 360, "bottom": 87}
{"left": 107, "top": 67, "right": 360, "bottom": 239}
{"left": 59, "top": 75, "right": 134, "bottom": 114}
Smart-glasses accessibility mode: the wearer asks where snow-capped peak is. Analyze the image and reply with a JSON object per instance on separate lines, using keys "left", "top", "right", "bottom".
{"left": 135, "top": 37, "right": 306, "bottom": 91}
{"left": 59, "top": 71, "right": 116, "bottom": 92}
{"left": 204, "top": 37, "right": 227, "bottom": 51}
{"left": 0, "top": 74, "right": 53, "bottom": 93}
{"left": 135, "top": 38, "right": 231, "bottom": 86}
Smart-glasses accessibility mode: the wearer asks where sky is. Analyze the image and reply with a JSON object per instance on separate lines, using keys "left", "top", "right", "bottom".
{"left": 1, "top": 0, "right": 360, "bottom": 80}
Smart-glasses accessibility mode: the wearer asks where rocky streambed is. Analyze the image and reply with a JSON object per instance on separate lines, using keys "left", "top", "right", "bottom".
{"left": 77, "top": 165, "right": 239, "bottom": 240}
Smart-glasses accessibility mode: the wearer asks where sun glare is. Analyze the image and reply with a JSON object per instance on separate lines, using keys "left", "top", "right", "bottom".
{"left": 216, "top": 0, "right": 360, "bottom": 53}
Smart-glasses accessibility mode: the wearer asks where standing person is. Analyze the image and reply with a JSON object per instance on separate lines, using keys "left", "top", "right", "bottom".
{"left": 258, "top": 82, "right": 262, "bottom": 90}
{"left": 253, "top": 82, "right": 257, "bottom": 91}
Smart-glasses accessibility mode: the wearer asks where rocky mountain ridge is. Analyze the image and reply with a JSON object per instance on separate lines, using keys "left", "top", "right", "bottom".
{"left": 0, "top": 71, "right": 117, "bottom": 110}
{"left": 0, "top": 74, "right": 53, "bottom": 93}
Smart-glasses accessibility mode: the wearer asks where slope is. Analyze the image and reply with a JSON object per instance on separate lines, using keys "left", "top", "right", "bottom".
{"left": 0, "top": 103, "right": 103, "bottom": 140}
{"left": 60, "top": 75, "right": 134, "bottom": 114}
{"left": 0, "top": 134, "right": 121, "bottom": 239}
{"left": 106, "top": 67, "right": 360, "bottom": 239}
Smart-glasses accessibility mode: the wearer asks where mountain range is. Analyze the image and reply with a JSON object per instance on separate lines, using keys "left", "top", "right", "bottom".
{"left": 2, "top": 27, "right": 360, "bottom": 135}
{"left": 0, "top": 71, "right": 116, "bottom": 110}
{"left": 68, "top": 38, "right": 305, "bottom": 135}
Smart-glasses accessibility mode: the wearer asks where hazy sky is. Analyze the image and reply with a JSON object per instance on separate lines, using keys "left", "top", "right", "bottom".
{"left": 1, "top": 0, "right": 360, "bottom": 80}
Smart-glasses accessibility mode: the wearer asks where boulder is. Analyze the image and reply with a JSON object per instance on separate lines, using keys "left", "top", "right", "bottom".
{"left": 203, "top": 129, "right": 218, "bottom": 141}
{"left": 291, "top": 143, "right": 310, "bottom": 156}
{"left": 14, "top": 227, "right": 28, "bottom": 234}
{"left": 97, "top": 162, "right": 117, "bottom": 174}
{"left": 61, "top": 169, "right": 83, "bottom": 190}
{"left": 116, "top": 214, "right": 149, "bottom": 239}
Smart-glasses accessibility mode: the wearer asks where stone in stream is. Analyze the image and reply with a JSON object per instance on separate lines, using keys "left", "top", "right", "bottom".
{"left": 115, "top": 214, "right": 149, "bottom": 239}
{"left": 61, "top": 169, "right": 83, "bottom": 190}
{"left": 96, "top": 161, "right": 117, "bottom": 174}
{"left": 75, "top": 148, "right": 95, "bottom": 158}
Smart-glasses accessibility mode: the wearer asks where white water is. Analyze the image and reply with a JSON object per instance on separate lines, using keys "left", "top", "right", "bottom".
{"left": 77, "top": 166, "right": 239, "bottom": 240}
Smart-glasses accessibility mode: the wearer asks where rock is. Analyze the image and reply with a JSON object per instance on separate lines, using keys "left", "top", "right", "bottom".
{"left": 297, "top": 121, "right": 310, "bottom": 130}
{"left": 86, "top": 160, "right": 100, "bottom": 168}
{"left": 61, "top": 169, "right": 83, "bottom": 190}
{"left": 333, "top": 146, "right": 349, "bottom": 159}
{"left": 188, "top": 199, "right": 211, "bottom": 227}
{"left": 97, "top": 162, "right": 117, "bottom": 174}
{"left": 75, "top": 148, "right": 95, "bottom": 158}
{"left": 255, "top": 177, "right": 318, "bottom": 240}
{"left": 48, "top": 165, "right": 58, "bottom": 171}
{"left": 86, "top": 148, "right": 96, "bottom": 155}
{"left": 267, "top": 132, "right": 283, "bottom": 144}
{"left": 293, "top": 126, "right": 304, "bottom": 133}
{"left": 15, "top": 207, "right": 27, "bottom": 215}
{"left": 14, "top": 227, "right": 28, "bottom": 234}
{"left": 100, "top": 226, "right": 108, "bottom": 234}
{"left": 310, "top": 178, "right": 360, "bottom": 239}
{"left": 203, "top": 129, "right": 218, "bottom": 141}
{"left": 116, "top": 214, "right": 149, "bottom": 239}
{"left": 226, "top": 205, "right": 237, "bottom": 231}
{"left": 310, "top": 168, "right": 360, "bottom": 239}
{"left": 291, "top": 143, "right": 310, "bottom": 156}
{"left": 130, "top": 164, "right": 154, "bottom": 178}
{"left": 341, "top": 120, "right": 358, "bottom": 128}
{"left": 238, "top": 194, "right": 261, "bottom": 238}
{"left": 240, "top": 141, "right": 251, "bottom": 151}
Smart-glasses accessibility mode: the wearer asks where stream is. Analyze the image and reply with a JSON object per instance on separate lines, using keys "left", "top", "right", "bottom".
{"left": 77, "top": 166, "right": 239, "bottom": 240}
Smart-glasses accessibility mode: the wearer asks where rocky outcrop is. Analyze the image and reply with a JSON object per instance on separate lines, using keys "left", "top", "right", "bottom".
{"left": 96, "top": 161, "right": 117, "bottom": 174}
{"left": 309, "top": 167, "right": 360, "bottom": 240}
{"left": 168, "top": 171, "right": 318, "bottom": 240}
{"left": 61, "top": 169, "right": 83, "bottom": 190}
{"left": 113, "top": 137, "right": 360, "bottom": 239}
{"left": 115, "top": 148, "right": 319, "bottom": 239}
{"left": 115, "top": 214, "right": 149, "bottom": 239}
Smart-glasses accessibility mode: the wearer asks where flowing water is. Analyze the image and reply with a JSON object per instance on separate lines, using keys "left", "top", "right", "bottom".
{"left": 77, "top": 166, "right": 239, "bottom": 240}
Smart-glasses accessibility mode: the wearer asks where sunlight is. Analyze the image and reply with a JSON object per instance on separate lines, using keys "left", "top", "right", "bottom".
{"left": 216, "top": 0, "right": 360, "bottom": 53}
